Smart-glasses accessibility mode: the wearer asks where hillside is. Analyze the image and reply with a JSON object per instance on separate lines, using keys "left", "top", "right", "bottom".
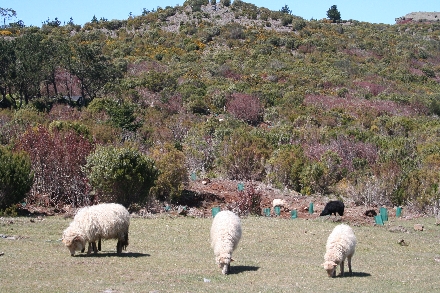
{"left": 396, "top": 11, "right": 440, "bottom": 24}
{"left": 1, "top": 1, "right": 440, "bottom": 217}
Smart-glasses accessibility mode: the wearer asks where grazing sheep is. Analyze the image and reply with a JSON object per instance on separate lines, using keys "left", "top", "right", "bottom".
{"left": 322, "top": 224, "right": 357, "bottom": 277}
{"left": 320, "top": 200, "right": 345, "bottom": 216}
{"left": 210, "top": 210, "right": 242, "bottom": 274}
{"left": 62, "top": 203, "right": 130, "bottom": 256}
{"left": 272, "top": 198, "right": 287, "bottom": 208}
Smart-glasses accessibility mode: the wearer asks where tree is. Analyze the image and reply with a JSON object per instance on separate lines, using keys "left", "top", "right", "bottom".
{"left": 326, "top": 5, "right": 341, "bottom": 22}
{"left": 0, "top": 7, "right": 16, "bottom": 27}
{"left": 0, "top": 38, "right": 16, "bottom": 107}
{"left": 68, "top": 32, "right": 123, "bottom": 100}
{"left": 14, "top": 32, "right": 45, "bottom": 105}
{"left": 280, "top": 5, "right": 291, "bottom": 15}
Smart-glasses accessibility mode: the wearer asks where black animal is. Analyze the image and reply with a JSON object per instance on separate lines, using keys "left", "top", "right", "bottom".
{"left": 320, "top": 201, "right": 345, "bottom": 216}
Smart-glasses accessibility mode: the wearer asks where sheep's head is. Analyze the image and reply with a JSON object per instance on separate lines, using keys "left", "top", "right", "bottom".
{"left": 62, "top": 234, "right": 86, "bottom": 256}
{"left": 322, "top": 261, "right": 338, "bottom": 277}
{"left": 216, "top": 253, "right": 234, "bottom": 275}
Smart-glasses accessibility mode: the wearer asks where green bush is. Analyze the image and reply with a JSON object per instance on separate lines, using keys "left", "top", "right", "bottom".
{"left": 0, "top": 146, "right": 34, "bottom": 209}
{"left": 267, "top": 145, "right": 306, "bottom": 191}
{"left": 84, "top": 146, "right": 158, "bottom": 207}
{"left": 149, "top": 144, "right": 188, "bottom": 203}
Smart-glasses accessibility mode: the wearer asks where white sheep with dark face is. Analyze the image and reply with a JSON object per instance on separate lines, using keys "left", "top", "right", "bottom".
{"left": 322, "top": 224, "right": 357, "bottom": 277}
{"left": 210, "top": 210, "right": 242, "bottom": 274}
{"left": 62, "top": 203, "right": 130, "bottom": 256}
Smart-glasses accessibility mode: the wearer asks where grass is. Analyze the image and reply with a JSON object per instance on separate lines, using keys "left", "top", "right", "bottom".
{"left": 1, "top": 214, "right": 440, "bottom": 292}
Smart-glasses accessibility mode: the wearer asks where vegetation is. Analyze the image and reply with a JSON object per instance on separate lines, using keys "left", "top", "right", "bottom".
{"left": 0, "top": 2, "right": 440, "bottom": 213}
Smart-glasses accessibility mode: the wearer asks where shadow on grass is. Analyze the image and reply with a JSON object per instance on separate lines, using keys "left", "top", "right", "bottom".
{"left": 343, "top": 272, "right": 371, "bottom": 278}
{"left": 75, "top": 252, "right": 150, "bottom": 258}
{"left": 229, "top": 265, "right": 260, "bottom": 274}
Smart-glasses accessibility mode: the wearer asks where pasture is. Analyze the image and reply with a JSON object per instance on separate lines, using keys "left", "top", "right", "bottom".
{"left": 0, "top": 214, "right": 439, "bottom": 292}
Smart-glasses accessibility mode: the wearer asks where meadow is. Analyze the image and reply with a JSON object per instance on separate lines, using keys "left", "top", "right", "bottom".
{"left": 0, "top": 214, "right": 439, "bottom": 292}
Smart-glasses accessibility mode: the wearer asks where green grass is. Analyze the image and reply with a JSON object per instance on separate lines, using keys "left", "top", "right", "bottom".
{"left": 1, "top": 215, "right": 440, "bottom": 292}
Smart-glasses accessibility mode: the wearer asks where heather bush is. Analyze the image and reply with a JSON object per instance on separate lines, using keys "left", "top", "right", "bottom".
{"left": 0, "top": 146, "right": 34, "bottom": 209}
{"left": 226, "top": 92, "right": 262, "bottom": 125}
{"left": 84, "top": 145, "right": 158, "bottom": 207}
{"left": 16, "top": 125, "right": 94, "bottom": 207}
{"left": 232, "top": 184, "right": 262, "bottom": 216}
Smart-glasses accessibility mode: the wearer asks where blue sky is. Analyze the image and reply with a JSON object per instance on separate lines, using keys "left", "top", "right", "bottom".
{"left": 2, "top": 0, "right": 439, "bottom": 27}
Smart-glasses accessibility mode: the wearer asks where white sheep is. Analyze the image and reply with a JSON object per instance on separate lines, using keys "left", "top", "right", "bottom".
{"left": 322, "top": 224, "right": 357, "bottom": 277}
{"left": 210, "top": 210, "right": 242, "bottom": 274}
{"left": 272, "top": 198, "right": 287, "bottom": 208}
{"left": 62, "top": 203, "right": 130, "bottom": 256}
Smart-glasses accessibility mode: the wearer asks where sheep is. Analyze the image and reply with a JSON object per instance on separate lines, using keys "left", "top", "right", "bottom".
{"left": 62, "top": 203, "right": 130, "bottom": 256}
{"left": 320, "top": 200, "right": 345, "bottom": 216}
{"left": 322, "top": 224, "right": 357, "bottom": 277}
{"left": 210, "top": 210, "right": 242, "bottom": 274}
{"left": 272, "top": 198, "right": 287, "bottom": 208}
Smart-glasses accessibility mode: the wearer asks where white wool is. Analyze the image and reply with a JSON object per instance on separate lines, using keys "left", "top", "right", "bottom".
{"left": 272, "top": 199, "right": 287, "bottom": 208}
{"left": 62, "top": 203, "right": 130, "bottom": 255}
{"left": 323, "top": 224, "right": 356, "bottom": 277}
{"left": 210, "top": 210, "right": 242, "bottom": 274}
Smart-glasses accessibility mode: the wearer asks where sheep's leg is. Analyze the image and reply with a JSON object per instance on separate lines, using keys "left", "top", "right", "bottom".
{"left": 81, "top": 248, "right": 85, "bottom": 253}
{"left": 116, "top": 241, "right": 122, "bottom": 254}
{"left": 98, "top": 238, "right": 101, "bottom": 251}
{"left": 87, "top": 242, "right": 92, "bottom": 255}
{"left": 340, "top": 260, "right": 345, "bottom": 277}
{"left": 91, "top": 241, "right": 98, "bottom": 254}
{"left": 347, "top": 256, "right": 353, "bottom": 275}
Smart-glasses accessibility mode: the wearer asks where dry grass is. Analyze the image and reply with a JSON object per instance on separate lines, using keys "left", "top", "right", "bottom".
{"left": 1, "top": 214, "right": 440, "bottom": 292}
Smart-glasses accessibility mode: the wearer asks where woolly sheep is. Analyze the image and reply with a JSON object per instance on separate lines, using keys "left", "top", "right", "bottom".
{"left": 272, "top": 198, "right": 287, "bottom": 208}
{"left": 62, "top": 203, "right": 130, "bottom": 256}
{"left": 322, "top": 224, "right": 357, "bottom": 277}
{"left": 210, "top": 210, "right": 242, "bottom": 274}
{"left": 320, "top": 200, "right": 345, "bottom": 216}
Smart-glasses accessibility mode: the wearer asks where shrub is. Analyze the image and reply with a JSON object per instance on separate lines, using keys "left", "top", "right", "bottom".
{"left": 226, "top": 93, "right": 262, "bottom": 125}
{"left": 16, "top": 126, "right": 93, "bottom": 207}
{"left": 233, "top": 184, "right": 262, "bottom": 216}
{"left": 219, "top": 129, "right": 270, "bottom": 181}
{"left": 84, "top": 145, "right": 158, "bottom": 207}
{"left": 0, "top": 146, "right": 34, "bottom": 209}
{"left": 267, "top": 144, "right": 306, "bottom": 191}
{"left": 149, "top": 144, "right": 188, "bottom": 203}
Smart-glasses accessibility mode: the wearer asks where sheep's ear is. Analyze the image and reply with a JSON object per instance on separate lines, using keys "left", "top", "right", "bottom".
{"left": 231, "top": 258, "right": 235, "bottom": 262}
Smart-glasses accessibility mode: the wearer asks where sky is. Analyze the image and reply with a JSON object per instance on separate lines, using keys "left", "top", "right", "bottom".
{"left": 2, "top": 0, "right": 439, "bottom": 27}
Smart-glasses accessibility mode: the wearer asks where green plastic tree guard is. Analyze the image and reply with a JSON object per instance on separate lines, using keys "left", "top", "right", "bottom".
{"left": 263, "top": 208, "right": 271, "bottom": 217}
{"left": 380, "top": 207, "right": 388, "bottom": 221}
{"left": 396, "top": 206, "right": 402, "bottom": 217}
{"left": 190, "top": 172, "right": 197, "bottom": 181}
{"left": 211, "top": 206, "right": 220, "bottom": 217}
{"left": 238, "top": 183, "right": 244, "bottom": 191}
{"left": 375, "top": 215, "right": 384, "bottom": 225}
{"left": 308, "top": 202, "right": 314, "bottom": 214}
{"left": 274, "top": 206, "right": 281, "bottom": 216}
{"left": 291, "top": 209, "right": 297, "bottom": 219}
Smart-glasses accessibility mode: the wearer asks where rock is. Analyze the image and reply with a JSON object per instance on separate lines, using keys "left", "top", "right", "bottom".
{"left": 414, "top": 224, "right": 424, "bottom": 231}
